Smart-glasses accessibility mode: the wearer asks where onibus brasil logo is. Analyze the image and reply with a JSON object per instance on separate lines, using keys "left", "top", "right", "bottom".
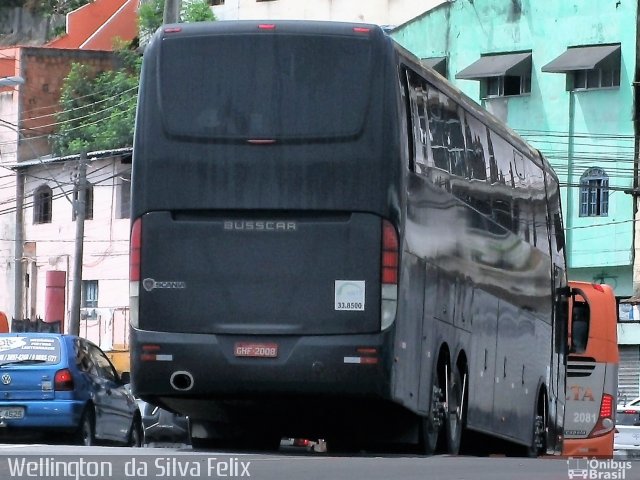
{"left": 567, "top": 458, "right": 633, "bottom": 479}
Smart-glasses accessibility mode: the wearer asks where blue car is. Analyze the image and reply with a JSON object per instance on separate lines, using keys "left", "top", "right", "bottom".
{"left": 0, "top": 333, "right": 142, "bottom": 446}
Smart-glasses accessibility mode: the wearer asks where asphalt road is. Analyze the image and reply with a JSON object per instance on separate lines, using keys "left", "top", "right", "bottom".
{"left": 0, "top": 444, "right": 636, "bottom": 480}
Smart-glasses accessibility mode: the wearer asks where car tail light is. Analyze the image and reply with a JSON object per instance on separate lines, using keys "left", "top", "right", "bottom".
{"left": 381, "top": 219, "right": 398, "bottom": 330}
{"left": 54, "top": 368, "right": 74, "bottom": 391}
{"left": 129, "top": 217, "right": 141, "bottom": 328}
{"left": 588, "top": 393, "right": 614, "bottom": 437}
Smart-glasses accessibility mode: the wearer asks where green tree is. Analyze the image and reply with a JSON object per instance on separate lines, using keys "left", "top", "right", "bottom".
{"left": 54, "top": 1, "right": 215, "bottom": 156}
{"left": 53, "top": 51, "right": 140, "bottom": 156}
{"left": 137, "top": 0, "right": 164, "bottom": 40}
{"left": 183, "top": 1, "right": 216, "bottom": 22}
{"left": 139, "top": 0, "right": 215, "bottom": 39}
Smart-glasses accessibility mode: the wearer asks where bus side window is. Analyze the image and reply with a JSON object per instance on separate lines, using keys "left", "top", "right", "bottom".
{"left": 571, "top": 300, "right": 590, "bottom": 354}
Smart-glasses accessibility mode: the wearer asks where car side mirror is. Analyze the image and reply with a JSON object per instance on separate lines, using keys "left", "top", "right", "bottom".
{"left": 120, "top": 371, "right": 131, "bottom": 385}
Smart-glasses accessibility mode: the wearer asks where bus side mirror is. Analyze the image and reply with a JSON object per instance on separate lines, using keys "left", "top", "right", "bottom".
{"left": 555, "top": 286, "right": 570, "bottom": 354}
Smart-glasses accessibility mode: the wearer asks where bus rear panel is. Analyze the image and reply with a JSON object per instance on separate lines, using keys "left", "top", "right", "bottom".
{"left": 130, "top": 21, "right": 403, "bottom": 438}
{"left": 563, "top": 281, "right": 619, "bottom": 458}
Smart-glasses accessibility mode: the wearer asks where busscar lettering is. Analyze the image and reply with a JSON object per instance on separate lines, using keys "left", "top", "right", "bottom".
{"left": 224, "top": 220, "right": 297, "bottom": 231}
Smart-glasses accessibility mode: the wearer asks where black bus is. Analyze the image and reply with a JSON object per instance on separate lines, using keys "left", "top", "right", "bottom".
{"left": 130, "top": 20, "right": 568, "bottom": 454}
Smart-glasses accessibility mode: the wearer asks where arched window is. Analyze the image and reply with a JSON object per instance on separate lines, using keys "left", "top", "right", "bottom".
{"left": 72, "top": 183, "right": 94, "bottom": 221}
{"left": 579, "top": 167, "right": 609, "bottom": 217}
{"left": 33, "top": 185, "right": 52, "bottom": 224}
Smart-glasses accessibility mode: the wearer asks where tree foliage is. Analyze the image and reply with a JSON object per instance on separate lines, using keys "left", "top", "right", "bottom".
{"left": 137, "top": 0, "right": 164, "bottom": 40}
{"left": 54, "top": 1, "right": 215, "bottom": 156}
{"left": 138, "top": 0, "right": 216, "bottom": 39}
{"left": 53, "top": 50, "right": 140, "bottom": 156}
{"left": 183, "top": 1, "right": 216, "bottom": 23}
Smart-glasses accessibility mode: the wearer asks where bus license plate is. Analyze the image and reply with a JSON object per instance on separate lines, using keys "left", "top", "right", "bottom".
{"left": 234, "top": 342, "right": 278, "bottom": 358}
{"left": 0, "top": 407, "right": 24, "bottom": 419}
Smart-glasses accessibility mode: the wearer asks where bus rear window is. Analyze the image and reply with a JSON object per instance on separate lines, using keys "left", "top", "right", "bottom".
{"left": 158, "top": 34, "right": 372, "bottom": 140}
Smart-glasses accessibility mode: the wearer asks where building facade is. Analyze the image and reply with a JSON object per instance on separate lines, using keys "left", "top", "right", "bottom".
{"left": 391, "top": 0, "right": 639, "bottom": 399}
{"left": 0, "top": 46, "right": 131, "bottom": 367}
{"left": 209, "top": 0, "right": 443, "bottom": 26}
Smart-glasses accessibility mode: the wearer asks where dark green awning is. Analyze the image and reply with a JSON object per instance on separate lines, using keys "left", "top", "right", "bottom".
{"left": 420, "top": 57, "right": 447, "bottom": 76}
{"left": 542, "top": 45, "right": 620, "bottom": 73}
{"left": 456, "top": 52, "right": 531, "bottom": 80}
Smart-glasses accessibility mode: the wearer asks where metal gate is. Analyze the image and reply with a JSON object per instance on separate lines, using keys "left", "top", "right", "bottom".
{"left": 618, "top": 345, "right": 640, "bottom": 405}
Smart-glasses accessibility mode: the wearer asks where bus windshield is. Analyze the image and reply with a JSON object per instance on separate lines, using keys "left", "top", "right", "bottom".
{"left": 158, "top": 33, "right": 373, "bottom": 140}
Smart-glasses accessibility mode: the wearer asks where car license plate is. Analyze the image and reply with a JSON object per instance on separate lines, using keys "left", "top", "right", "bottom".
{"left": 234, "top": 342, "right": 278, "bottom": 358}
{"left": 0, "top": 407, "right": 24, "bottom": 419}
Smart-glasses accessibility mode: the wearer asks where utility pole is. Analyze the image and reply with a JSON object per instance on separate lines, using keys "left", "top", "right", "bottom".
{"left": 14, "top": 170, "right": 24, "bottom": 323}
{"left": 69, "top": 151, "right": 87, "bottom": 336}
{"left": 163, "top": 0, "right": 181, "bottom": 24}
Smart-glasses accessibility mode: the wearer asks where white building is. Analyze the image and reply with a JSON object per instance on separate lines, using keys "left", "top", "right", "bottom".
{"left": 209, "top": 0, "right": 444, "bottom": 27}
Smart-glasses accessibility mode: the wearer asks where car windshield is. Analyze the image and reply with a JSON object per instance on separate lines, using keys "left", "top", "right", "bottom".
{"left": 616, "top": 411, "right": 640, "bottom": 426}
{"left": 0, "top": 336, "right": 61, "bottom": 366}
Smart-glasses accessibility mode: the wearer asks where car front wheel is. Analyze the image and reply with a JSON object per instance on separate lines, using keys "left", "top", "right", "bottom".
{"left": 75, "top": 409, "right": 95, "bottom": 446}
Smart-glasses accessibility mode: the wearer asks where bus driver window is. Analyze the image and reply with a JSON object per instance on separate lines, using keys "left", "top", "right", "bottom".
{"left": 571, "top": 298, "right": 590, "bottom": 354}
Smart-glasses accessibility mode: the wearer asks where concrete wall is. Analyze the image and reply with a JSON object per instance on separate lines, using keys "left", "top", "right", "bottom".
{"left": 17, "top": 48, "right": 117, "bottom": 162}
{"left": 0, "top": 7, "right": 63, "bottom": 46}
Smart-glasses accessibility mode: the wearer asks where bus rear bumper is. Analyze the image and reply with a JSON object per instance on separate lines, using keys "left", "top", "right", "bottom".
{"left": 563, "top": 435, "right": 614, "bottom": 458}
{"left": 131, "top": 328, "right": 393, "bottom": 401}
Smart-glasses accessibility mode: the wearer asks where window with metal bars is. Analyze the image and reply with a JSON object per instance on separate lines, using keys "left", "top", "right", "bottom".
{"left": 33, "top": 185, "right": 52, "bottom": 224}
{"left": 579, "top": 168, "right": 609, "bottom": 217}
{"left": 81, "top": 280, "right": 98, "bottom": 308}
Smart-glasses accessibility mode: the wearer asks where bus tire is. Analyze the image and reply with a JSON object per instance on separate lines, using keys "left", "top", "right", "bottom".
{"left": 445, "top": 367, "right": 466, "bottom": 455}
{"left": 419, "top": 414, "right": 440, "bottom": 455}
{"left": 526, "top": 394, "right": 547, "bottom": 457}
{"left": 418, "top": 369, "right": 444, "bottom": 455}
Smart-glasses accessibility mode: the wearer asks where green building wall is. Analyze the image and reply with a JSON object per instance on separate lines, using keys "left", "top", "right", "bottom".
{"left": 392, "top": 0, "right": 637, "bottom": 296}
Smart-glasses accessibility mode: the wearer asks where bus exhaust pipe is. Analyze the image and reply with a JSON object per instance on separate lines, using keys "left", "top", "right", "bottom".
{"left": 170, "top": 371, "right": 194, "bottom": 391}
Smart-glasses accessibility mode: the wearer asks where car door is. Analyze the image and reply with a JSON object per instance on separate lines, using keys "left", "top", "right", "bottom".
{"left": 87, "top": 343, "right": 132, "bottom": 442}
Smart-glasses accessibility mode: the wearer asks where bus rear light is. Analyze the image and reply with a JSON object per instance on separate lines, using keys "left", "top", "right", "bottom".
{"left": 344, "top": 356, "right": 378, "bottom": 365}
{"left": 356, "top": 347, "right": 378, "bottom": 355}
{"left": 599, "top": 394, "right": 613, "bottom": 418}
{"left": 140, "top": 352, "right": 173, "bottom": 362}
{"left": 588, "top": 393, "right": 615, "bottom": 438}
{"left": 130, "top": 218, "right": 141, "bottom": 328}
{"left": 130, "top": 218, "right": 142, "bottom": 282}
{"left": 381, "top": 219, "right": 398, "bottom": 330}
{"left": 381, "top": 220, "right": 399, "bottom": 285}
{"left": 54, "top": 368, "right": 74, "bottom": 391}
